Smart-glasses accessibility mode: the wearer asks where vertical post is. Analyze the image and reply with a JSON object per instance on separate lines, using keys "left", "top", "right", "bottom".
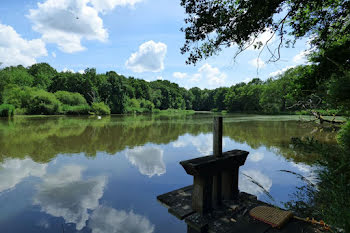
{"left": 213, "top": 117, "right": 223, "bottom": 206}
{"left": 213, "top": 117, "right": 223, "bottom": 157}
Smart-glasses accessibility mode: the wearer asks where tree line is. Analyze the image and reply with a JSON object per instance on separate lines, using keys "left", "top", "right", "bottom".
{"left": 0, "top": 61, "right": 349, "bottom": 117}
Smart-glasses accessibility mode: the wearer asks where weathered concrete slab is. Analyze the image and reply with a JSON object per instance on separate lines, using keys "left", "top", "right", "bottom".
{"left": 158, "top": 186, "right": 322, "bottom": 233}
{"left": 157, "top": 185, "right": 195, "bottom": 220}
{"left": 186, "top": 192, "right": 271, "bottom": 233}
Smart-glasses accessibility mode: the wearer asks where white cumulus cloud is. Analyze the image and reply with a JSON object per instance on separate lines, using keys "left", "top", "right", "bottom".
{"left": 173, "top": 72, "right": 188, "bottom": 79}
{"left": 186, "top": 63, "right": 227, "bottom": 89}
{"left": 89, "top": 206, "right": 154, "bottom": 233}
{"left": 0, "top": 23, "right": 47, "bottom": 67}
{"left": 91, "top": 0, "right": 144, "bottom": 12}
{"left": 34, "top": 165, "right": 107, "bottom": 230}
{"left": 28, "top": 0, "right": 109, "bottom": 53}
{"left": 268, "top": 49, "right": 311, "bottom": 77}
{"left": 62, "top": 67, "right": 75, "bottom": 72}
{"left": 125, "top": 146, "right": 166, "bottom": 177}
{"left": 269, "top": 65, "right": 295, "bottom": 77}
{"left": 126, "top": 40, "right": 167, "bottom": 73}
{"left": 198, "top": 63, "right": 227, "bottom": 87}
{"left": 247, "top": 29, "right": 276, "bottom": 51}
{"left": 292, "top": 50, "right": 310, "bottom": 64}
{"left": 0, "top": 158, "right": 47, "bottom": 193}
{"left": 249, "top": 58, "right": 265, "bottom": 68}
{"left": 243, "top": 77, "right": 253, "bottom": 83}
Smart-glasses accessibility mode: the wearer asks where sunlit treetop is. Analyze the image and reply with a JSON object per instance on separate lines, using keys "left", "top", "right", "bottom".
{"left": 180, "top": 0, "right": 350, "bottom": 65}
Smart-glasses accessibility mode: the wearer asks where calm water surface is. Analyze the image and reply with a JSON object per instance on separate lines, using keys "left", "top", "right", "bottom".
{"left": 0, "top": 114, "right": 336, "bottom": 233}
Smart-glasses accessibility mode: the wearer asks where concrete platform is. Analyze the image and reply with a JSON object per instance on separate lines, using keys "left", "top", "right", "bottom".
{"left": 157, "top": 185, "right": 322, "bottom": 233}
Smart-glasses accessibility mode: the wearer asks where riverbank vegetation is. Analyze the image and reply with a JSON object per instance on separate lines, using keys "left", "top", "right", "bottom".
{"left": 0, "top": 61, "right": 349, "bottom": 117}
{"left": 284, "top": 122, "right": 350, "bottom": 232}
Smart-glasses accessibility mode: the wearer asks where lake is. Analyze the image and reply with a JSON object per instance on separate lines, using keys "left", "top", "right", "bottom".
{"left": 0, "top": 113, "right": 337, "bottom": 233}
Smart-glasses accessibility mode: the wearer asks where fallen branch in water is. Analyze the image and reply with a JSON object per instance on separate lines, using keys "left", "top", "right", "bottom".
{"left": 287, "top": 94, "right": 345, "bottom": 125}
{"left": 309, "top": 110, "right": 344, "bottom": 125}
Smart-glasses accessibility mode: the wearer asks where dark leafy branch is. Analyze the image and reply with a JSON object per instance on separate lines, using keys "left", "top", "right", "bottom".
{"left": 180, "top": 0, "right": 350, "bottom": 65}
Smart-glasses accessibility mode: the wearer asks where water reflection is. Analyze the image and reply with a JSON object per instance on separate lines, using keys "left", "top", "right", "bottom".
{"left": 89, "top": 206, "right": 155, "bottom": 233}
{"left": 239, "top": 169, "right": 272, "bottom": 197}
{"left": 37, "top": 218, "right": 50, "bottom": 229}
{"left": 248, "top": 152, "right": 264, "bottom": 162}
{"left": 172, "top": 133, "right": 226, "bottom": 155}
{"left": 126, "top": 146, "right": 165, "bottom": 177}
{"left": 290, "top": 162, "right": 319, "bottom": 185}
{"left": 0, "top": 114, "right": 338, "bottom": 233}
{"left": 191, "top": 134, "right": 214, "bottom": 155}
{"left": 0, "top": 158, "right": 47, "bottom": 193}
{"left": 33, "top": 165, "right": 107, "bottom": 230}
{"left": 0, "top": 115, "right": 336, "bottom": 164}
{"left": 172, "top": 137, "right": 188, "bottom": 148}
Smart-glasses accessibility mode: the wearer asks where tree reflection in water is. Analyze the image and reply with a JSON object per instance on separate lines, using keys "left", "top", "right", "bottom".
{"left": 0, "top": 114, "right": 336, "bottom": 165}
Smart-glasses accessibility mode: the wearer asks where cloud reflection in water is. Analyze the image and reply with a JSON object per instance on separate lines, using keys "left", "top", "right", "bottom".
{"left": 125, "top": 146, "right": 165, "bottom": 177}
{"left": 0, "top": 158, "right": 47, "bottom": 193}
{"left": 248, "top": 152, "right": 264, "bottom": 162}
{"left": 89, "top": 206, "right": 155, "bottom": 233}
{"left": 239, "top": 169, "right": 272, "bottom": 197}
{"left": 173, "top": 134, "right": 227, "bottom": 156}
{"left": 34, "top": 165, "right": 107, "bottom": 230}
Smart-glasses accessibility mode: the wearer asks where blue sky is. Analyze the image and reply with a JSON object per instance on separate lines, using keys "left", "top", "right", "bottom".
{"left": 0, "top": 0, "right": 309, "bottom": 89}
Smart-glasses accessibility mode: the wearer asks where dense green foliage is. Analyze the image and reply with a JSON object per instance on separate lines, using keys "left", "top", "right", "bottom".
{"left": 61, "top": 104, "right": 91, "bottom": 115}
{"left": 0, "top": 64, "right": 196, "bottom": 115}
{"left": 0, "top": 62, "right": 349, "bottom": 116}
{"left": 27, "top": 89, "right": 61, "bottom": 115}
{"left": 0, "top": 104, "right": 15, "bottom": 117}
{"left": 337, "top": 121, "right": 350, "bottom": 150}
{"left": 54, "top": 91, "right": 87, "bottom": 106}
{"left": 91, "top": 102, "right": 111, "bottom": 115}
{"left": 125, "top": 98, "right": 154, "bottom": 113}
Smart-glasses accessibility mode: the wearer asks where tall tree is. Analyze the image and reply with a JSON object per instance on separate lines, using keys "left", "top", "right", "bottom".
{"left": 28, "top": 63, "right": 57, "bottom": 90}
